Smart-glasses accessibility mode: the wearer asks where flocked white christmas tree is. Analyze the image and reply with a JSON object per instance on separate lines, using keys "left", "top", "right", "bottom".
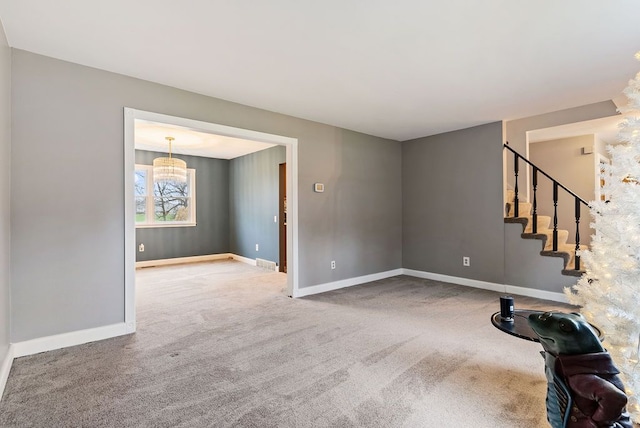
{"left": 566, "top": 52, "right": 640, "bottom": 422}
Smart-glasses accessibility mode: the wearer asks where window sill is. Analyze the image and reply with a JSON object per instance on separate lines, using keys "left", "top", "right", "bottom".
{"left": 136, "top": 223, "right": 197, "bottom": 229}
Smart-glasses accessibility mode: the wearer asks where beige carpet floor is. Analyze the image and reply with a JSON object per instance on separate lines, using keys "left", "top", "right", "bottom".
{"left": 0, "top": 260, "right": 571, "bottom": 427}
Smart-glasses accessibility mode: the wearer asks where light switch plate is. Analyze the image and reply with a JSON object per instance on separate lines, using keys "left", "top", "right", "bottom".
{"left": 314, "top": 183, "right": 325, "bottom": 193}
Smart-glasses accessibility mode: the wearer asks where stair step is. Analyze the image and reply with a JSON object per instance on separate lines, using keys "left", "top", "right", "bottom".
{"left": 506, "top": 189, "right": 515, "bottom": 200}
{"left": 505, "top": 189, "right": 530, "bottom": 217}
{"left": 507, "top": 202, "right": 532, "bottom": 217}
{"left": 523, "top": 215, "right": 551, "bottom": 233}
{"left": 539, "top": 243, "right": 587, "bottom": 276}
{"left": 542, "top": 229, "right": 569, "bottom": 250}
{"left": 565, "top": 244, "right": 587, "bottom": 272}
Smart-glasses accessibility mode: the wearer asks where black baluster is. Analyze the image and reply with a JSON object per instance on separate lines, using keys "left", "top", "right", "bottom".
{"left": 553, "top": 182, "right": 558, "bottom": 251}
{"left": 575, "top": 197, "right": 581, "bottom": 271}
{"left": 514, "top": 154, "right": 519, "bottom": 218}
{"left": 532, "top": 167, "right": 538, "bottom": 234}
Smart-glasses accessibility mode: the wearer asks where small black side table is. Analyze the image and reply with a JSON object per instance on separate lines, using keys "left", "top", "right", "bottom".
{"left": 491, "top": 309, "right": 545, "bottom": 342}
{"left": 491, "top": 310, "right": 603, "bottom": 342}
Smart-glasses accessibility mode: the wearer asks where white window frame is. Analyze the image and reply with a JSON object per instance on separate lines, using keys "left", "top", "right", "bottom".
{"left": 135, "top": 164, "right": 197, "bottom": 228}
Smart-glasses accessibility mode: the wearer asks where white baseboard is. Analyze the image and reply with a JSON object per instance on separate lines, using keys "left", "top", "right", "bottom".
{"left": 402, "top": 269, "right": 505, "bottom": 293}
{"left": 292, "top": 268, "right": 567, "bottom": 303}
{"left": 0, "top": 344, "right": 14, "bottom": 401}
{"left": 505, "top": 284, "right": 569, "bottom": 304}
{"left": 136, "top": 253, "right": 260, "bottom": 269}
{"left": 401, "top": 269, "right": 568, "bottom": 303}
{"left": 136, "top": 253, "right": 233, "bottom": 268}
{"left": 12, "top": 322, "right": 131, "bottom": 358}
{"left": 230, "top": 254, "right": 257, "bottom": 266}
{"left": 294, "top": 269, "right": 404, "bottom": 298}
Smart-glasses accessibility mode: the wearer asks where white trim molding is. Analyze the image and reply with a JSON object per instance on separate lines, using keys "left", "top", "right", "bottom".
{"left": 230, "top": 254, "right": 257, "bottom": 266}
{"left": 12, "top": 323, "right": 131, "bottom": 359}
{"left": 505, "top": 284, "right": 569, "bottom": 304}
{"left": 136, "top": 253, "right": 233, "bottom": 269}
{"left": 294, "top": 269, "right": 404, "bottom": 298}
{"left": 291, "top": 268, "right": 567, "bottom": 303}
{"left": 135, "top": 253, "right": 260, "bottom": 269}
{"left": 0, "top": 345, "right": 14, "bottom": 401}
{"left": 402, "top": 269, "right": 568, "bottom": 303}
{"left": 403, "top": 269, "right": 505, "bottom": 293}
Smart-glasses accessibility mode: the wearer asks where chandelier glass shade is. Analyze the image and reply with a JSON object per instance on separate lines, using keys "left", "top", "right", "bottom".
{"left": 153, "top": 136, "right": 187, "bottom": 183}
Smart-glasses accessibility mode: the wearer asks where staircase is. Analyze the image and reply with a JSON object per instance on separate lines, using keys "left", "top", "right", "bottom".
{"left": 504, "top": 144, "right": 587, "bottom": 277}
{"left": 504, "top": 190, "right": 586, "bottom": 276}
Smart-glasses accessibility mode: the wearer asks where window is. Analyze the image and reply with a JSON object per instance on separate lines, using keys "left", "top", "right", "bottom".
{"left": 135, "top": 164, "right": 196, "bottom": 227}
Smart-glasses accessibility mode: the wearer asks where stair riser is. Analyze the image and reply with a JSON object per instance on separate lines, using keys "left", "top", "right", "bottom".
{"left": 523, "top": 216, "right": 551, "bottom": 233}
{"left": 543, "top": 230, "right": 569, "bottom": 250}
{"left": 566, "top": 246, "right": 588, "bottom": 271}
{"left": 507, "top": 203, "right": 532, "bottom": 217}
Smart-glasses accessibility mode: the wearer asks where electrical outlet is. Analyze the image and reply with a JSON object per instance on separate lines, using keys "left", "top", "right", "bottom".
{"left": 138, "top": 244, "right": 145, "bottom": 252}
{"left": 463, "top": 256, "right": 470, "bottom": 267}
{"left": 331, "top": 260, "right": 336, "bottom": 270}
{"left": 255, "top": 244, "right": 259, "bottom": 251}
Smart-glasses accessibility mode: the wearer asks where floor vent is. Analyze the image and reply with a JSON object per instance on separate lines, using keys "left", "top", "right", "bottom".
{"left": 256, "top": 258, "right": 277, "bottom": 271}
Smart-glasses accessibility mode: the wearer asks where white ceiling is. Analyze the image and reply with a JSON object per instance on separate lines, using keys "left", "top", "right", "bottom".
{"left": 135, "top": 120, "right": 275, "bottom": 159}
{"left": 2, "top": 1, "right": 640, "bottom": 141}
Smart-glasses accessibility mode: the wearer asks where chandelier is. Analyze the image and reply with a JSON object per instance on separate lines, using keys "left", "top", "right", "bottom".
{"left": 153, "top": 136, "right": 187, "bottom": 183}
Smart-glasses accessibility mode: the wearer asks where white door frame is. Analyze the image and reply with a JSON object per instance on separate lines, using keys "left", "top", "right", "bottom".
{"left": 123, "top": 108, "right": 299, "bottom": 333}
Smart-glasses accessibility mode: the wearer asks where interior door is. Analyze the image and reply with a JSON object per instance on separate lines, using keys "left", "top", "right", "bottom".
{"left": 279, "top": 163, "right": 287, "bottom": 273}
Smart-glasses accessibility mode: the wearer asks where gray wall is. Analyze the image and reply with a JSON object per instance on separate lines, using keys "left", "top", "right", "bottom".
{"left": 11, "top": 49, "right": 402, "bottom": 341}
{"left": 0, "top": 23, "right": 10, "bottom": 364}
{"left": 230, "top": 146, "right": 285, "bottom": 264}
{"left": 303, "top": 129, "right": 402, "bottom": 285}
{"left": 135, "top": 150, "right": 230, "bottom": 261}
{"left": 529, "top": 135, "right": 595, "bottom": 246}
{"left": 402, "top": 122, "right": 505, "bottom": 284}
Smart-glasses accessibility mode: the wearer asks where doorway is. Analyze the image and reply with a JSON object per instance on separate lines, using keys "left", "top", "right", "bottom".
{"left": 124, "top": 108, "right": 299, "bottom": 334}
